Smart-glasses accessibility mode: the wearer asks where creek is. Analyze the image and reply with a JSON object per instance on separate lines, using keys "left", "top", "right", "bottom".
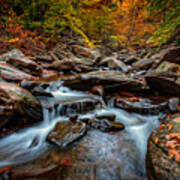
{"left": 0, "top": 79, "right": 162, "bottom": 179}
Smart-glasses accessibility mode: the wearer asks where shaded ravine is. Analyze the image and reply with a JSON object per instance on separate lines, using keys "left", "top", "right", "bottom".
{"left": 0, "top": 80, "right": 162, "bottom": 179}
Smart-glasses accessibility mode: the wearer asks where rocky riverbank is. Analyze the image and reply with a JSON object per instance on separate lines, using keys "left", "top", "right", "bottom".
{"left": 0, "top": 39, "right": 179, "bottom": 179}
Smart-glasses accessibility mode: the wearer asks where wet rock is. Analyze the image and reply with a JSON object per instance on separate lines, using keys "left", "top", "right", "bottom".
{"left": 90, "top": 118, "right": 124, "bottom": 132}
{"left": 0, "top": 105, "right": 14, "bottom": 128}
{"left": 11, "top": 164, "right": 60, "bottom": 179}
{"left": 154, "top": 61, "right": 180, "bottom": 73}
{"left": 124, "top": 55, "right": 140, "bottom": 65}
{"left": 132, "top": 58, "right": 153, "bottom": 70}
{"left": 0, "top": 49, "right": 24, "bottom": 60}
{"left": 69, "top": 114, "right": 78, "bottom": 123}
{"left": 47, "top": 121, "right": 87, "bottom": 147}
{"left": 0, "top": 63, "right": 33, "bottom": 81}
{"left": 145, "top": 72, "right": 180, "bottom": 96}
{"left": 63, "top": 71, "right": 146, "bottom": 93}
{"left": 95, "top": 110, "right": 116, "bottom": 121}
{"left": 12, "top": 130, "right": 145, "bottom": 180}
{"left": 35, "top": 55, "right": 53, "bottom": 63}
{"left": 0, "top": 82, "right": 42, "bottom": 124}
{"left": 115, "top": 98, "right": 168, "bottom": 114}
{"left": 0, "top": 169, "right": 11, "bottom": 180}
{"left": 1, "top": 49, "right": 42, "bottom": 76}
{"left": 168, "top": 98, "right": 179, "bottom": 112}
{"left": 31, "top": 86, "right": 53, "bottom": 97}
{"left": 45, "top": 59, "right": 93, "bottom": 73}
{"left": 151, "top": 46, "right": 180, "bottom": 67}
{"left": 146, "top": 113, "right": 180, "bottom": 180}
{"left": 91, "top": 85, "right": 104, "bottom": 96}
{"left": 98, "top": 55, "right": 129, "bottom": 72}
{"left": 20, "top": 80, "right": 42, "bottom": 91}
{"left": 72, "top": 45, "right": 94, "bottom": 59}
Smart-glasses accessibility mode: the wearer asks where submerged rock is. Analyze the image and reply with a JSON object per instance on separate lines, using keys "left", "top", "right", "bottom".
{"left": 47, "top": 121, "right": 87, "bottom": 147}
{"left": 124, "top": 55, "right": 140, "bottom": 65}
{"left": 95, "top": 110, "right": 116, "bottom": 121}
{"left": 11, "top": 130, "right": 146, "bottom": 180}
{"left": 146, "top": 114, "right": 180, "bottom": 180}
{"left": 90, "top": 118, "right": 125, "bottom": 132}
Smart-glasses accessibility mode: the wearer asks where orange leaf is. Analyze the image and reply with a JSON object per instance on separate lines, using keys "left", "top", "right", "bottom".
{"left": 154, "top": 137, "right": 159, "bottom": 145}
{"left": 167, "top": 123, "right": 173, "bottom": 131}
{"left": 159, "top": 124, "right": 165, "bottom": 130}
{"left": 0, "top": 167, "right": 11, "bottom": 174}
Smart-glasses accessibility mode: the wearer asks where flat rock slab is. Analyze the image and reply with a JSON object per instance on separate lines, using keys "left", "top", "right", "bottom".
{"left": 63, "top": 71, "right": 145, "bottom": 93}
{"left": 145, "top": 72, "right": 180, "bottom": 96}
{"left": 47, "top": 121, "right": 87, "bottom": 147}
{"left": 1, "top": 49, "right": 42, "bottom": 76}
{"left": 154, "top": 61, "right": 180, "bottom": 73}
{"left": 115, "top": 98, "right": 168, "bottom": 115}
{"left": 0, "top": 63, "right": 33, "bottom": 81}
{"left": 151, "top": 46, "right": 180, "bottom": 65}
{"left": 146, "top": 114, "right": 180, "bottom": 180}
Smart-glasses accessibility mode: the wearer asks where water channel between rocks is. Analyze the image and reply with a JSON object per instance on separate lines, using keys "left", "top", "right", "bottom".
{"left": 0, "top": 80, "right": 161, "bottom": 179}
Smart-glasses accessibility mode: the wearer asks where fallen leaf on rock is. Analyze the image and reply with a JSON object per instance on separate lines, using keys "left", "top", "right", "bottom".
{"left": 119, "top": 92, "right": 134, "bottom": 97}
{"left": 167, "top": 123, "right": 173, "bottom": 131}
{"left": 169, "top": 133, "right": 180, "bottom": 141}
{"left": 166, "top": 139, "right": 179, "bottom": 149}
{"left": 60, "top": 158, "right": 73, "bottom": 166}
{"left": 154, "top": 137, "right": 159, "bottom": 145}
{"left": 168, "top": 149, "right": 180, "bottom": 163}
{"left": 51, "top": 152, "right": 60, "bottom": 162}
{"left": 159, "top": 124, "right": 165, "bottom": 130}
{"left": 127, "top": 96, "right": 140, "bottom": 102}
{"left": 91, "top": 85, "right": 104, "bottom": 96}
{"left": 173, "top": 116, "right": 180, "bottom": 123}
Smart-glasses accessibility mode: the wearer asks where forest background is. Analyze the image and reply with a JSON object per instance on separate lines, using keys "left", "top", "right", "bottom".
{"left": 0, "top": 0, "right": 179, "bottom": 54}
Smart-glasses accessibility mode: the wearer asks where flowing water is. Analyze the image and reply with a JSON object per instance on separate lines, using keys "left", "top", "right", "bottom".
{"left": 0, "top": 80, "right": 161, "bottom": 179}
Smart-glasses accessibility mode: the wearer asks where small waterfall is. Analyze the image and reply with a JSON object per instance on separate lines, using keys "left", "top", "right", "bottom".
{"left": 0, "top": 83, "right": 97, "bottom": 168}
{"left": 0, "top": 80, "right": 162, "bottom": 179}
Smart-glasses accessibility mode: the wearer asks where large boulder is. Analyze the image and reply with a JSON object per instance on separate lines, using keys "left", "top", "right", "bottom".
{"left": 151, "top": 46, "right": 180, "bottom": 68}
{"left": 154, "top": 61, "right": 180, "bottom": 73}
{"left": 146, "top": 113, "right": 180, "bottom": 180}
{"left": 0, "top": 82, "right": 42, "bottom": 128}
{"left": 145, "top": 72, "right": 180, "bottom": 96}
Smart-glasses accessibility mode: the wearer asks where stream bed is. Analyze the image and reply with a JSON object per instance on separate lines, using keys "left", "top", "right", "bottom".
{"left": 0, "top": 79, "right": 163, "bottom": 180}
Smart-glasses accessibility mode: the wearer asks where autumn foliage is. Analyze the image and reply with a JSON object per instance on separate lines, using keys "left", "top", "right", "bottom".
{"left": 0, "top": 0, "right": 179, "bottom": 49}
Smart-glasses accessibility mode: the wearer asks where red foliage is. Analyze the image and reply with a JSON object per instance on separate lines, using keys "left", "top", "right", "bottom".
{"left": 0, "top": 17, "right": 46, "bottom": 56}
